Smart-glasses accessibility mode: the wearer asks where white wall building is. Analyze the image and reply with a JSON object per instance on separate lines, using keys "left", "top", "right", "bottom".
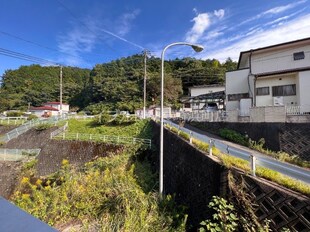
{"left": 43, "top": 102, "right": 69, "bottom": 113}
{"left": 30, "top": 102, "right": 70, "bottom": 118}
{"left": 226, "top": 37, "right": 310, "bottom": 115}
{"left": 183, "top": 85, "right": 225, "bottom": 111}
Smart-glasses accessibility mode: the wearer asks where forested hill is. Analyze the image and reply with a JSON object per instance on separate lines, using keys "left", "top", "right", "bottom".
{"left": 0, "top": 55, "right": 237, "bottom": 112}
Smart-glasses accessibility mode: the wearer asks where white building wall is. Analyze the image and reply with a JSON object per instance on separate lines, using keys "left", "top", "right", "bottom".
{"left": 251, "top": 45, "right": 310, "bottom": 74}
{"left": 256, "top": 74, "right": 297, "bottom": 107}
{"left": 298, "top": 71, "right": 310, "bottom": 113}
{"left": 190, "top": 86, "right": 225, "bottom": 97}
{"left": 44, "top": 104, "right": 69, "bottom": 112}
{"left": 225, "top": 69, "right": 250, "bottom": 110}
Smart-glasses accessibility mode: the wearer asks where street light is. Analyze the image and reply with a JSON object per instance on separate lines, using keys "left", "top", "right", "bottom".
{"left": 160, "top": 42, "right": 204, "bottom": 198}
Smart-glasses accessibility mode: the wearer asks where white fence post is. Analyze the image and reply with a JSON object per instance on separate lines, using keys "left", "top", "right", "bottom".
{"left": 209, "top": 139, "right": 214, "bottom": 156}
{"left": 250, "top": 154, "right": 256, "bottom": 176}
{"left": 189, "top": 131, "right": 193, "bottom": 144}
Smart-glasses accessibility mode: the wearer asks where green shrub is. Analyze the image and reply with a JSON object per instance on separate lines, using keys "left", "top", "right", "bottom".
{"left": 27, "top": 114, "right": 38, "bottom": 121}
{"left": 219, "top": 128, "right": 249, "bottom": 146}
{"left": 35, "top": 123, "right": 52, "bottom": 131}
{"left": 6, "top": 111, "right": 24, "bottom": 117}
{"left": 199, "top": 196, "right": 238, "bottom": 232}
{"left": 97, "top": 111, "right": 111, "bottom": 125}
{"left": 113, "top": 114, "right": 126, "bottom": 125}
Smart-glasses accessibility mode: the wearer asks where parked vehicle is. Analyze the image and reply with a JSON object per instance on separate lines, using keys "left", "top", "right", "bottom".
{"left": 205, "top": 103, "right": 218, "bottom": 112}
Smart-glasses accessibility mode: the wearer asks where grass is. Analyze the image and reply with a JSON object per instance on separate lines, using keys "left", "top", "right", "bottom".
{"left": 11, "top": 121, "right": 187, "bottom": 231}
{"left": 165, "top": 125, "right": 310, "bottom": 196}
{"left": 67, "top": 118, "right": 152, "bottom": 138}
{"left": 0, "top": 119, "right": 26, "bottom": 126}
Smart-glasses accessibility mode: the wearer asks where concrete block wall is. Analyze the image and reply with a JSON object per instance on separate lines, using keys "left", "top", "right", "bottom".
{"left": 151, "top": 121, "right": 310, "bottom": 230}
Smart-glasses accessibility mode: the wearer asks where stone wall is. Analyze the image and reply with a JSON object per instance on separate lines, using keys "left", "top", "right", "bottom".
{"left": 189, "top": 121, "right": 310, "bottom": 161}
{"left": 151, "top": 121, "right": 310, "bottom": 230}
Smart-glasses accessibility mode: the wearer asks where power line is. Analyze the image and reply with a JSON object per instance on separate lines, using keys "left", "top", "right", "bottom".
{"left": 0, "top": 47, "right": 61, "bottom": 66}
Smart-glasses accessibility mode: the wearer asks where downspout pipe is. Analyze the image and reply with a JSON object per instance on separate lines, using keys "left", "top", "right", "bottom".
{"left": 248, "top": 50, "right": 254, "bottom": 106}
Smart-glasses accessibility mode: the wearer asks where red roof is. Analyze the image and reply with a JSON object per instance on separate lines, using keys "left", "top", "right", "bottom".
{"left": 30, "top": 106, "right": 59, "bottom": 111}
{"left": 44, "top": 102, "right": 68, "bottom": 105}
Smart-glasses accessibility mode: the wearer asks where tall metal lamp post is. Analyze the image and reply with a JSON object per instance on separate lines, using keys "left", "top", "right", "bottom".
{"left": 160, "top": 42, "right": 204, "bottom": 198}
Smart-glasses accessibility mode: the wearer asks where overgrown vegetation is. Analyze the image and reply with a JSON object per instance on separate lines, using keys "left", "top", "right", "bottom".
{"left": 12, "top": 147, "right": 187, "bottom": 231}
{"left": 219, "top": 128, "right": 249, "bottom": 146}
{"left": 199, "top": 196, "right": 239, "bottom": 232}
{"left": 34, "top": 123, "right": 52, "bottom": 131}
{"left": 249, "top": 138, "right": 310, "bottom": 168}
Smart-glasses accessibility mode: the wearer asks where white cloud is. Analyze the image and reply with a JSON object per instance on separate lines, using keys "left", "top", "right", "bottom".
{"left": 264, "top": 0, "right": 306, "bottom": 15}
{"left": 186, "top": 13, "right": 211, "bottom": 43}
{"left": 214, "top": 9, "right": 225, "bottom": 19}
{"left": 186, "top": 9, "right": 225, "bottom": 43}
{"left": 57, "top": 23, "right": 97, "bottom": 66}
{"left": 201, "top": 14, "right": 310, "bottom": 61}
{"left": 117, "top": 9, "right": 140, "bottom": 36}
{"left": 241, "top": 0, "right": 307, "bottom": 26}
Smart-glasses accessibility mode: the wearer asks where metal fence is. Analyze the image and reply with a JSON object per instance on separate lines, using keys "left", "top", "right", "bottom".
{"left": 0, "top": 117, "right": 28, "bottom": 125}
{"left": 0, "top": 148, "right": 41, "bottom": 161}
{"left": 0, "top": 115, "right": 68, "bottom": 143}
{"left": 286, "top": 105, "right": 310, "bottom": 115}
{"left": 51, "top": 132, "right": 151, "bottom": 148}
{"left": 180, "top": 111, "right": 224, "bottom": 122}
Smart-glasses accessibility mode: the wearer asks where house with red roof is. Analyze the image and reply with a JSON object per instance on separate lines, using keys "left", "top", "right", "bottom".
{"left": 29, "top": 102, "right": 69, "bottom": 117}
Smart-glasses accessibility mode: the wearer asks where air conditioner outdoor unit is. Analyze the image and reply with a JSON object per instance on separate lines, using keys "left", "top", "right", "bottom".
{"left": 273, "top": 96, "right": 284, "bottom": 106}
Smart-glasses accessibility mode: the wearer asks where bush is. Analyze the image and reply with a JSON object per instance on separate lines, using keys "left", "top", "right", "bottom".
{"left": 35, "top": 123, "right": 52, "bottom": 131}
{"left": 113, "top": 114, "right": 126, "bottom": 125}
{"left": 219, "top": 128, "right": 248, "bottom": 146}
{"left": 97, "top": 111, "right": 111, "bottom": 125}
{"left": 27, "top": 114, "right": 38, "bottom": 121}
{"left": 6, "top": 111, "right": 24, "bottom": 117}
{"left": 199, "top": 196, "right": 238, "bottom": 232}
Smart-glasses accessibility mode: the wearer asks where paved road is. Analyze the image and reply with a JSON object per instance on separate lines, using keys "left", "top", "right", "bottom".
{"left": 165, "top": 119, "right": 310, "bottom": 184}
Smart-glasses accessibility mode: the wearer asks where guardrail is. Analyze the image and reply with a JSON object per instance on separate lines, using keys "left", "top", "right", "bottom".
{"left": 0, "top": 148, "right": 41, "bottom": 161}
{"left": 51, "top": 132, "right": 151, "bottom": 148}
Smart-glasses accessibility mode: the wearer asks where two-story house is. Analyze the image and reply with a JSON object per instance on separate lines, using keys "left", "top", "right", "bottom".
{"left": 182, "top": 84, "right": 225, "bottom": 112}
{"left": 226, "top": 37, "right": 310, "bottom": 116}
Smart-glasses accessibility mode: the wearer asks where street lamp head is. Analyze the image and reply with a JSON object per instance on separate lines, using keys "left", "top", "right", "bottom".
{"left": 191, "top": 44, "right": 204, "bottom": 53}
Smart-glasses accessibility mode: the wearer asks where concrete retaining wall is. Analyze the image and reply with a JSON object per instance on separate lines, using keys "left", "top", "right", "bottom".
{"left": 151, "top": 121, "right": 310, "bottom": 231}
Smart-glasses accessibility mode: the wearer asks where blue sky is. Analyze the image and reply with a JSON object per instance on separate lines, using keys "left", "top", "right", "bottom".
{"left": 0, "top": 0, "right": 310, "bottom": 76}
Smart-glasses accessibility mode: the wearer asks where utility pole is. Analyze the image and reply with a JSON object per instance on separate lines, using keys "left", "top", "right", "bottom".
{"left": 143, "top": 50, "right": 150, "bottom": 119}
{"left": 60, "top": 66, "right": 63, "bottom": 115}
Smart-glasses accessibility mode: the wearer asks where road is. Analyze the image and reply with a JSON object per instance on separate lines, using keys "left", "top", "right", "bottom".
{"left": 165, "top": 119, "right": 310, "bottom": 184}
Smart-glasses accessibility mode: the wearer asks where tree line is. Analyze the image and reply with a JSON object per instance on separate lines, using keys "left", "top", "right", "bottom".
{"left": 0, "top": 54, "right": 237, "bottom": 113}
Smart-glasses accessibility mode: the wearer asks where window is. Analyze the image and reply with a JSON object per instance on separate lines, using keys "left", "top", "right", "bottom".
{"left": 256, "top": 87, "right": 269, "bottom": 96}
{"left": 184, "top": 103, "right": 191, "bottom": 108}
{"left": 272, "top": 84, "right": 296, "bottom": 96}
{"left": 228, "top": 93, "right": 249, "bottom": 101}
{"left": 293, "top": 52, "right": 305, "bottom": 60}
